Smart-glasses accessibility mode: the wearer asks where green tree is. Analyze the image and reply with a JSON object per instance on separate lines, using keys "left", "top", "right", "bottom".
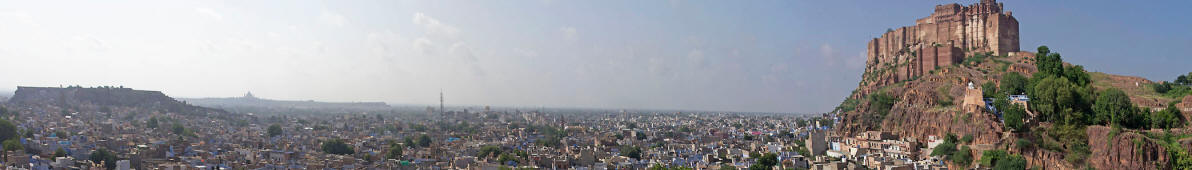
{"left": 1064, "top": 65, "right": 1091, "bottom": 86}
{"left": 869, "top": 92, "right": 900, "bottom": 120}
{"left": 417, "top": 134, "right": 432, "bottom": 147}
{"left": 2, "top": 139, "right": 21, "bottom": 160}
{"left": 621, "top": 146, "right": 642, "bottom": 160}
{"left": 1029, "top": 76, "right": 1093, "bottom": 125}
{"left": 757, "top": 153, "right": 779, "bottom": 168}
{"left": 497, "top": 153, "right": 518, "bottom": 164}
{"left": 147, "top": 117, "right": 159, "bottom": 129}
{"left": 55, "top": 131, "right": 69, "bottom": 138}
{"left": 477, "top": 145, "right": 503, "bottom": 158}
{"left": 930, "top": 141, "right": 957, "bottom": 157}
{"left": 1000, "top": 72, "right": 1028, "bottom": 95}
{"left": 90, "top": 148, "right": 118, "bottom": 170}
{"left": 1175, "top": 74, "right": 1189, "bottom": 86}
{"left": 977, "top": 150, "right": 1028, "bottom": 169}
{"left": 748, "top": 164, "right": 769, "bottom": 170}
{"left": 1153, "top": 105, "right": 1185, "bottom": 129}
{"left": 1093, "top": 88, "right": 1141, "bottom": 127}
{"left": 1154, "top": 82, "right": 1174, "bottom": 94}
{"left": 267, "top": 124, "right": 283, "bottom": 137}
{"left": 1034, "top": 46, "right": 1064, "bottom": 77}
{"left": 171, "top": 123, "right": 186, "bottom": 135}
{"left": 385, "top": 144, "right": 403, "bottom": 160}
{"left": 1002, "top": 102, "right": 1027, "bottom": 132}
{"left": 983, "top": 81, "right": 999, "bottom": 98}
{"left": 951, "top": 146, "right": 973, "bottom": 167}
{"left": 978, "top": 149, "right": 1009, "bottom": 167}
{"left": 321, "top": 139, "right": 355, "bottom": 155}
{"left": 53, "top": 147, "right": 67, "bottom": 159}
{"left": 0, "top": 119, "right": 17, "bottom": 142}
{"left": 404, "top": 137, "right": 416, "bottom": 148}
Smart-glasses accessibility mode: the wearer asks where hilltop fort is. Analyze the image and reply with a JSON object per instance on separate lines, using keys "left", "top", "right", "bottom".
{"left": 863, "top": 0, "right": 1021, "bottom": 91}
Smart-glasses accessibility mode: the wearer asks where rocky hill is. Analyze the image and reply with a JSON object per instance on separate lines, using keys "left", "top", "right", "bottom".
{"left": 8, "top": 86, "right": 225, "bottom": 114}
{"left": 839, "top": 0, "right": 1027, "bottom": 142}
{"left": 835, "top": 0, "right": 1192, "bottom": 169}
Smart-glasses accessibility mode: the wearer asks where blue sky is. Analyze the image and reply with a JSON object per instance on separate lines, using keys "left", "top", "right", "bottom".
{"left": 0, "top": 0, "right": 1187, "bottom": 113}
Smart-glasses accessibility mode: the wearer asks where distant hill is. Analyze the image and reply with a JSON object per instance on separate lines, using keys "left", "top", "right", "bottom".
{"left": 8, "top": 86, "right": 225, "bottom": 114}
{"left": 179, "top": 92, "right": 391, "bottom": 114}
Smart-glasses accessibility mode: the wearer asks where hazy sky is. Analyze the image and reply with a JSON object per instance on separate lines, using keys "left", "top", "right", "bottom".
{"left": 0, "top": 0, "right": 1188, "bottom": 113}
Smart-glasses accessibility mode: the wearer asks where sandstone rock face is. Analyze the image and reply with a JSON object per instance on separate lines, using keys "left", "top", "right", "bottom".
{"left": 1020, "top": 148, "right": 1072, "bottom": 170}
{"left": 863, "top": 0, "right": 1019, "bottom": 94}
{"left": 879, "top": 87, "right": 1004, "bottom": 145}
{"left": 1086, "top": 126, "right": 1171, "bottom": 170}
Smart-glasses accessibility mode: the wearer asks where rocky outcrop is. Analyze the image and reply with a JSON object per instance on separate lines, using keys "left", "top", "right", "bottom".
{"left": 1086, "top": 126, "right": 1170, "bottom": 170}
{"left": 840, "top": 64, "right": 1007, "bottom": 145}
{"left": 1020, "top": 148, "right": 1072, "bottom": 170}
{"left": 9, "top": 86, "right": 224, "bottom": 114}
{"left": 879, "top": 85, "right": 1004, "bottom": 144}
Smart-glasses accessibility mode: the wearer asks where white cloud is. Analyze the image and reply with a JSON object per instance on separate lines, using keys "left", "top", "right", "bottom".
{"left": 820, "top": 44, "right": 834, "bottom": 58}
{"left": 365, "top": 30, "right": 402, "bottom": 58}
{"left": 513, "top": 48, "right": 539, "bottom": 58}
{"left": 410, "top": 12, "right": 484, "bottom": 77}
{"left": 560, "top": 26, "right": 577, "bottom": 41}
{"left": 770, "top": 63, "right": 789, "bottom": 73}
{"left": 412, "top": 12, "right": 460, "bottom": 39}
{"left": 194, "top": 8, "right": 222, "bottom": 21}
{"left": 319, "top": 10, "right": 347, "bottom": 27}
{"left": 413, "top": 38, "right": 436, "bottom": 56}
{"left": 820, "top": 43, "right": 837, "bottom": 66}
{"left": 448, "top": 42, "right": 477, "bottom": 61}
{"left": 64, "top": 35, "right": 110, "bottom": 52}
{"left": 846, "top": 51, "right": 867, "bottom": 69}
{"left": 0, "top": 11, "right": 35, "bottom": 25}
{"left": 761, "top": 62, "right": 790, "bottom": 84}
{"left": 687, "top": 49, "right": 706, "bottom": 68}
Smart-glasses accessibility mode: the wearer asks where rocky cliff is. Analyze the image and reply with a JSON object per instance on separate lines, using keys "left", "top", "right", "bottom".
{"left": 1086, "top": 126, "right": 1173, "bottom": 170}
{"left": 8, "top": 86, "right": 225, "bottom": 114}
{"left": 839, "top": 65, "right": 1010, "bottom": 144}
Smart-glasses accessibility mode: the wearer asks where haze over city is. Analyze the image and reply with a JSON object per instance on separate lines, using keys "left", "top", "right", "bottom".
{"left": 1, "top": 0, "right": 1189, "bottom": 113}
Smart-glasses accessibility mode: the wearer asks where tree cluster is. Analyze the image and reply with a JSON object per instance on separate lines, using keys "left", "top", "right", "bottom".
{"left": 90, "top": 148, "right": 118, "bottom": 170}
{"left": 978, "top": 149, "right": 1028, "bottom": 170}
{"left": 268, "top": 124, "right": 283, "bottom": 137}
{"left": 321, "top": 139, "right": 355, "bottom": 155}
